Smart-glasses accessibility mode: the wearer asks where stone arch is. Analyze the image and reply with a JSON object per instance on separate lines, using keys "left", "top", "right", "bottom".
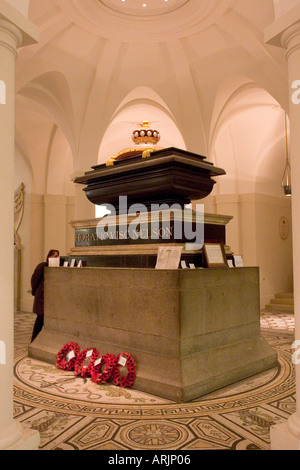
{"left": 97, "top": 86, "right": 186, "bottom": 164}
{"left": 210, "top": 80, "right": 287, "bottom": 196}
{"left": 45, "top": 124, "right": 74, "bottom": 196}
{"left": 254, "top": 111, "right": 290, "bottom": 197}
{"left": 16, "top": 74, "right": 75, "bottom": 196}
{"left": 18, "top": 71, "right": 76, "bottom": 159}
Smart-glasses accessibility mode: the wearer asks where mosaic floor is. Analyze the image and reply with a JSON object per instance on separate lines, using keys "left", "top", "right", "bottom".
{"left": 13, "top": 312, "right": 296, "bottom": 451}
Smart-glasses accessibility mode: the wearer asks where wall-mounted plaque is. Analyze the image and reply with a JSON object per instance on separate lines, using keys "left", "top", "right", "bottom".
{"left": 279, "top": 216, "right": 289, "bottom": 240}
{"left": 203, "top": 243, "right": 228, "bottom": 268}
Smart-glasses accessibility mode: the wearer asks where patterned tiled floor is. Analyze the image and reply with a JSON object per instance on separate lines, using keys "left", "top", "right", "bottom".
{"left": 260, "top": 311, "right": 295, "bottom": 334}
{"left": 13, "top": 311, "right": 295, "bottom": 450}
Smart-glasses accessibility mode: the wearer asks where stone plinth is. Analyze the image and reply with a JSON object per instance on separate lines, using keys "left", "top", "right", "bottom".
{"left": 66, "top": 211, "right": 233, "bottom": 269}
{"left": 29, "top": 267, "right": 277, "bottom": 402}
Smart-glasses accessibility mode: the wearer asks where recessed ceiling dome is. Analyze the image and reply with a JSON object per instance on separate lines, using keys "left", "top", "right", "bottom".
{"left": 99, "top": 0, "right": 189, "bottom": 17}
{"left": 60, "top": 0, "right": 234, "bottom": 42}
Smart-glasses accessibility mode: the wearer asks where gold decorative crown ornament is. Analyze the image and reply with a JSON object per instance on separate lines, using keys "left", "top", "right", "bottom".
{"left": 106, "top": 121, "right": 162, "bottom": 166}
{"left": 131, "top": 121, "right": 161, "bottom": 145}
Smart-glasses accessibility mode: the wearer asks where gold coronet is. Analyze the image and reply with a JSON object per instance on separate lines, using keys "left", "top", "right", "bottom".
{"left": 132, "top": 121, "right": 160, "bottom": 146}
{"left": 105, "top": 121, "right": 161, "bottom": 166}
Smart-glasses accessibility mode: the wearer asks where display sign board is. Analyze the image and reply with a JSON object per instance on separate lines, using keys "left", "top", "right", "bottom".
{"left": 203, "top": 243, "right": 228, "bottom": 268}
{"left": 155, "top": 246, "right": 183, "bottom": 270}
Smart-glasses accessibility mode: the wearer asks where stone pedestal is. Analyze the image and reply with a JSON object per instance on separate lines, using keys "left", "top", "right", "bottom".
{"left": 66, "top": 210, "right": 233, "bottom": 269}
{"left": 29, "top": 266, "right": 277, "bottom": 402}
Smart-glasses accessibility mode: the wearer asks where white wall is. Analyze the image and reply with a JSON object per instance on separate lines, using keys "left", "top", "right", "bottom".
{"left": 205, "top": 192, "right": 293, "bottom": 308}
{"left": 17, "top": 192, "right": 75, "bottom": 312}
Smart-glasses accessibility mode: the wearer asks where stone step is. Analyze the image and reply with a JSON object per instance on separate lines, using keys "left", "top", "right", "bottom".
{"left": 265, "top": 303, "right": 294, "bottom": 313}
{"left": 270, "top": 298, "right": 294, "bottom": 305}
{"left": 265, "top": 292, "right": 294, "bottom": 314}
{"left": 274, "top": 292, "right": 294, "bottom": 299}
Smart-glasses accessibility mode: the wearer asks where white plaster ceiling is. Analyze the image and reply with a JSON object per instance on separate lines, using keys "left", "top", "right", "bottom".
{"left": 15, "top": 0, "right": 289, "bottom": 198}
{"left": 99, "top": 0, "right": 189, "bottom": 16}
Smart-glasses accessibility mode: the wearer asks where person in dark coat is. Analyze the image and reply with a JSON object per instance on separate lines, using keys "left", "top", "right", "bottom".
{"left": 31, "top": 249, "right": 59, "bottom": 342}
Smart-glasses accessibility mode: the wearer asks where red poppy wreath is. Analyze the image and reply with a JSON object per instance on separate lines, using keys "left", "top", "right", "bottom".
{"left": 56, "top": 342, "right": 80, "bottom": 371}
{"left": 90, "top": 353, "right": 115, "bottom": 384}
{"left": 74, "top": 347, "right": 100, "bottom": 378}
{"left": 112, "top": 352, "right": 136, "bottom": 388}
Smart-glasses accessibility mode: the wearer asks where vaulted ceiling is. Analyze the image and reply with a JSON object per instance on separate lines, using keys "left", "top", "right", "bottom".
{"left": 15, "top": 0, "right": 288, "bottom": 199}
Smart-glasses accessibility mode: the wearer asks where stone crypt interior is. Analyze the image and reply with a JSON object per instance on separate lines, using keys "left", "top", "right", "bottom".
{"left": 3, "top": 0, "right": 300, "bottom": 451}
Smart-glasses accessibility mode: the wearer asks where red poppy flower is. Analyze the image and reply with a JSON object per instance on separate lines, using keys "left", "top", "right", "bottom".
{"left": 56, "top": 342, "right": 80, "bottom": 371}
{"left": 74, "top": 347, "right": 100, "bottom": 378}
{"left": 112, "top": 352, "right": 136, "bottom": 388}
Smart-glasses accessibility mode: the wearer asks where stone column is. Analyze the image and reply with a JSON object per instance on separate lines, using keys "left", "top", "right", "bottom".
{"left": 0, "top": 7, "right": 39, "bottom": 449}
{"left": 265, "top": 7, "right": 300, "bottom": 450}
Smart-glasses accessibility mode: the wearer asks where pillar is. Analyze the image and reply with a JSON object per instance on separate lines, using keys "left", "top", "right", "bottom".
{"left": 0, "top": 5, "right": 39, "bottom": 449}
{"left": 265, "top": 6, "right": 300, "bottom": 450}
